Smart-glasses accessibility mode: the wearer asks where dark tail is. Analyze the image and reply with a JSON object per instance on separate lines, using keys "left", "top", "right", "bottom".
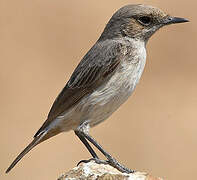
{"left": 6, "top": 131, "right": 46, "bottom": 173}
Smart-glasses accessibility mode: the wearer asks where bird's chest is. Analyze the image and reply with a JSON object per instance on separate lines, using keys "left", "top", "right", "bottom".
{"left": 85, "top": 43, "right": 146, "bottom": 125}
{"left": 95, "top": 41, "right": 146, "bottom": 101}
{"left": 98, "top": 47, "right": 146, "bottom": 105}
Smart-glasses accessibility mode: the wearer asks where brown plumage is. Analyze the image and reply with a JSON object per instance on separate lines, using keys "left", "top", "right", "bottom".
{"left": 6, "top": 4, "right": 188, "bottom": 174}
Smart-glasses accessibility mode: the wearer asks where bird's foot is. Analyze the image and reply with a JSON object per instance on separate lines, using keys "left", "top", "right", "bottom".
{"left": 107, "top": 158, "right": 135, "bottom": 174}
{"left": 77, "top": 158, "right": 134, "bottom": 174}
{"left": 77, "top": 158, "right": 108, "bottom": 166}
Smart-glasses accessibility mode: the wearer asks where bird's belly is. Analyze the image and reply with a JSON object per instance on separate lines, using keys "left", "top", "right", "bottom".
{"left": 77, "top": 60, "right": 146, "bottom": 127}
{"left": 57, "top": 76, "right": 136, "bottom": 132}
{"left": 87, "top": 83, "right": 135, "bottom": 127}
{"left": 51, "top": 70, "right": 137, "bottom": 132}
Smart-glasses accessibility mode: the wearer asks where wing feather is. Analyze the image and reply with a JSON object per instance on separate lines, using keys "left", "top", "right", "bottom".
{"left": 34, "top": 40, "right": 123, "bottom": 137}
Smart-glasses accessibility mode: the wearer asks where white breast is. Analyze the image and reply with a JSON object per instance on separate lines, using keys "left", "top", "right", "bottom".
{"left": 82, "top": 39, "right": 147, "bottom": 127}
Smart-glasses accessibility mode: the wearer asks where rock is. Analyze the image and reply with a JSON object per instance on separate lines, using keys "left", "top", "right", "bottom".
{"left": 58, "top": 161, "right": 163, "bottom": 180}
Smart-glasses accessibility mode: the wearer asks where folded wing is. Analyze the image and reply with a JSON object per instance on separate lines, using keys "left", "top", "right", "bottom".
{"left": 34, "top": 40, "right": 124, "bottom": 137}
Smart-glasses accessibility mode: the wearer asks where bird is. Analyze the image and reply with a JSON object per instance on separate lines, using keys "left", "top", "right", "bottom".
{"left": 6, "top": 4, "right": 189, "bottom": 174}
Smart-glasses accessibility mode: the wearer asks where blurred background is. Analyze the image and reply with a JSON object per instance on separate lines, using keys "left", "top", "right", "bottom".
{"left": 0, "top": 0, "right": 196, "bottom": 179}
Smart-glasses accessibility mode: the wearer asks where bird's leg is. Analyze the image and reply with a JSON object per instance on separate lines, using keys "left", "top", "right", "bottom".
{"left": 77, "top": 130, "right": 134, "bottom": 174}
{"left": 75, "top": 129, "right": 108, "bottom": 166}
{"left": 75, "top": 130, "right": 99, "bottom": 159}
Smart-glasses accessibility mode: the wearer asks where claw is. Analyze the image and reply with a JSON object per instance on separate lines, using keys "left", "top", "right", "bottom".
{"left": 77, "top": 158, "right": 108, "bottom": 166}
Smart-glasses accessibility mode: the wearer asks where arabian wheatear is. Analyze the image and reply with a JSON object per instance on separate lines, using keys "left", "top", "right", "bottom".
{"left": 6, "top": 4, "right": 188, "bottom": 174}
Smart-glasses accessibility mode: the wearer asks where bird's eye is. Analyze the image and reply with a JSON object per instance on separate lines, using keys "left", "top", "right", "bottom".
{"left": 138, "top": 16, "right": 152, "bottom": 26}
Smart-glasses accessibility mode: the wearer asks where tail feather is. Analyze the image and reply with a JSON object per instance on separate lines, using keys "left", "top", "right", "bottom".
{"left": 6, "top": 131, "right": 46, "bottom": 173}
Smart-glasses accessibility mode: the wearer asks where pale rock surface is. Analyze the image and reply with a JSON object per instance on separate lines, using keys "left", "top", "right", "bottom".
{"left": 58, "top": 161, "right": 163, "bottom": 180}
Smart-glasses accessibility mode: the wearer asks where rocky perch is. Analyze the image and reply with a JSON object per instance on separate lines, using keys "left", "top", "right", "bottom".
{"left": 58, "top": 161, "right": 163, "bottom": 180}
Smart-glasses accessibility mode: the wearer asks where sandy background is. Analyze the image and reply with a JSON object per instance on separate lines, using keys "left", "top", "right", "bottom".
{"left": 1, "top": 0, "right": 196, "bottom": 180}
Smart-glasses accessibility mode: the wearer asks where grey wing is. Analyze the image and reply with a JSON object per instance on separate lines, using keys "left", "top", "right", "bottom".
{"left": 34, "top": 40, "right": 123, "bottom": 137}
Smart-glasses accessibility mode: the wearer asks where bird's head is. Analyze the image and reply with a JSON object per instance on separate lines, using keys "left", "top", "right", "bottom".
{"left": 100, "top": 4, "right": 189, "bottom": 42}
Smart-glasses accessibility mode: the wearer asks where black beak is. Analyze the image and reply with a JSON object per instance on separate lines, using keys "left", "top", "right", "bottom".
{"left": 163, "top": 16, "right": 189, "bottom": 25}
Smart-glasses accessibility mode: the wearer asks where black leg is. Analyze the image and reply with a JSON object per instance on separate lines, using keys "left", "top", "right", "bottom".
{"left": 78, "top": 130, "right": 134, "bottom": 174}
{"left": 75, "top": 130, "right": 99, "bottom": 159}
